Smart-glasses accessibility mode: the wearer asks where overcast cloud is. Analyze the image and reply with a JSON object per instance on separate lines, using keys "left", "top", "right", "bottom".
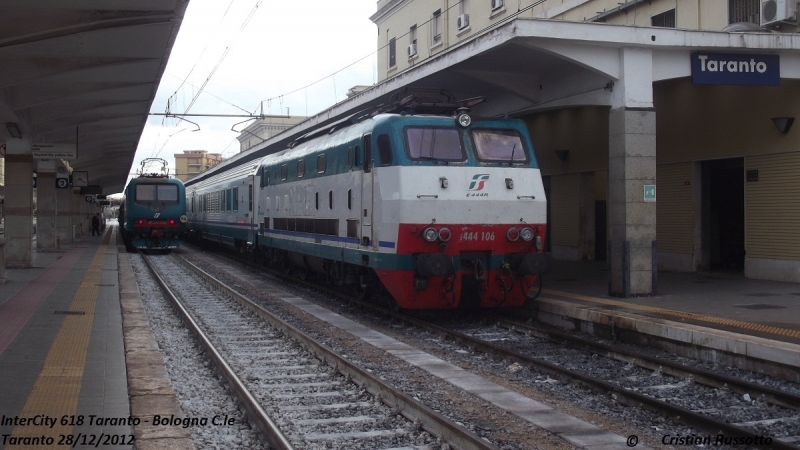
{"left": 129, "top": 0, "right": 378, "bottom": 186}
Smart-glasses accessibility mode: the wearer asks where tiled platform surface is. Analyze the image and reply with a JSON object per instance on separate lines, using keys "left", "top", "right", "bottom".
{"left": 0, "top": 224, "right": 192, "bottom": 450}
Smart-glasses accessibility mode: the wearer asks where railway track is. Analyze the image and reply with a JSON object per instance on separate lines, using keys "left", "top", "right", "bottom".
{"left": 178, "top": 241, "right": 800, "bottom": 447}
{"left": 415, "top": 313, "right": 800, "bottom": 449}
{"left": 140, "top": 252, "right": 500, "bottom": 450}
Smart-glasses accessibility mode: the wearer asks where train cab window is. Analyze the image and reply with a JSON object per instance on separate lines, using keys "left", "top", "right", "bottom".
{"left": 281, "top": 165, "right": 288, "bottom": 180}
{"left": 233, "top": 187, "right": 239, "bottom": 211}
{"left": 405, "top": 127, "right": 465, "bottom": 161}
{"left": 377, "top": 134, "right": 392, "bottom": 166}
{"left": 297, "top": 160, "right": 305, "bottom": 178}
{"left": 471, "top": 129, "right": 528, "bottom": 163}
{"left": 135, "top": 184, "right": 178, "bottom": 205}
{"left": 317, "top": 154, "right": 326, "bottom": 173}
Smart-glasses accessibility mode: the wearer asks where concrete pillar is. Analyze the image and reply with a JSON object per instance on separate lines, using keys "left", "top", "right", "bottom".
{"left": 608, "top": 48, "right": 657, "bottom": 297}
{"left": 4, "top": 139, "right": 34, "bottom": 268}
{"left": 36, "top": 171, "right": 57, "bottom": 250}
{"left": 57, "top": 183, "right": 72, "bottom": 243}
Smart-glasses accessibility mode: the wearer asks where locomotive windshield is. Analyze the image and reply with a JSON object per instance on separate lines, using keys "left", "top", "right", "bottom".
{"left": 135, "top": 184, "right": 179, "bottom": 205}
{"left": 471, "top": 129, "right": 528, "bottom": 163}
{"left": 405, "top": 127, "right": 465, "bottom": 161}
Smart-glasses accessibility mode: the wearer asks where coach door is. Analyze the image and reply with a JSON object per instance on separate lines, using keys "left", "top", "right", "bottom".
{"left": 248, "top": 177, "right": 255, "bottom": 245}
{"left": 360, "top": 133, "right": 374, "bottom": 246}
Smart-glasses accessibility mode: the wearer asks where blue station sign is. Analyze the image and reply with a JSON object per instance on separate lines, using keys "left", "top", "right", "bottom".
{"left": 691, "top": 53, "right": 780, "bottom": 86}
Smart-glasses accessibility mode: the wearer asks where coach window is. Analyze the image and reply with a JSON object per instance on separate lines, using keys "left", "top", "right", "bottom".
{"left": 233, "top": 187, "right": 239, "bottom": 211}
{"left": 377, "top": 133, "right": 392, "bottom": 166}
{"left": 348, "top": 147, "right": 355, "bottom": 168}
{"left": 315, "top": 192, "right": 319, "bottom": 210}
{"left": 317, "top": 154, "right": 326, "bottom": 173}
{"left": 329, "top": 190, "right": 333, "bottom": 209}
{"left": 297, "top": 160, "right": 305, "bottom": 178}
{"left": 348, "top": 189, "right": 352, "bottom": 209}
{"left": 281, "top": 164, "right": 288, "bottom": 180}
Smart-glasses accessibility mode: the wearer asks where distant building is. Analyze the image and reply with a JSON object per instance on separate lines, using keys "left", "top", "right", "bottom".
{"left": 237, "top": 116, "right": 308, "bottom": 153}
{"left": 173, "top": 150, "right": 224, "bottom": 182}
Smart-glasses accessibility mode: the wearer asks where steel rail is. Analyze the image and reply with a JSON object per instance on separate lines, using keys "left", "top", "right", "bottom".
{"left": 173, "top": 253, "right": 501, "bottom": 450}
{"left": 140, "top": 254, "right": 295, "bottom": 450}
{"left": 491, "top": 314, "right": 800, "bottom": 411}
{"left": 396, "top": 313, "right": 799, "bottom": 450}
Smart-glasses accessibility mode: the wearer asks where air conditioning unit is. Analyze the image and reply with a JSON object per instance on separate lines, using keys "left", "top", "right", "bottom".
{"left": 408, "top": 42, "right": 417, "bottom": 57}
{"left": 760, "top": 0, "right": 798, "bottom": 26}
{"left": 457, "top": 14, "right": 470, "bottom": 29}
{"left": 491, "top": 0, "right": 504, "bottom": 10}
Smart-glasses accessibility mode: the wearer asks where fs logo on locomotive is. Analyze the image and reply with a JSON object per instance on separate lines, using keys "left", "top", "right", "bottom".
{"left": 467, "top": 174, "right": 490, "bottom": 197}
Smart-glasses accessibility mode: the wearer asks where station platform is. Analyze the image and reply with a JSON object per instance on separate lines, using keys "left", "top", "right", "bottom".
{"left": 0, "top": 224, "right": 193, "bottom": 450}
{"left": 532, "top": 260, "right": 800, "bottom": 380}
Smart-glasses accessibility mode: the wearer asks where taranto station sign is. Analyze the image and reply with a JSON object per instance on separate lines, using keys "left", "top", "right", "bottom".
{"left": 691, "top": 53, "right": 780, "bottom": 86}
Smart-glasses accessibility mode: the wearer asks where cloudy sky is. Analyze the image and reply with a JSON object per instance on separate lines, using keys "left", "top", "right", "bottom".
{"left": 130, "top": 0, "right": 378, "bottom": 183}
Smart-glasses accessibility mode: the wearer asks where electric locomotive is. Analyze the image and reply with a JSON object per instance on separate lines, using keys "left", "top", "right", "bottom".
{"left": 120, "top": 158, "right": 187, "bottom": 250}
{"left": 186, "top": 93, "right": 552, "bottom": 309}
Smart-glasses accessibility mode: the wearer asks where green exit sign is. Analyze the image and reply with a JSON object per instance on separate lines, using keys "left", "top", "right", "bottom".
{"left": 644, "top": 185, "right": 656, "bottom": 202}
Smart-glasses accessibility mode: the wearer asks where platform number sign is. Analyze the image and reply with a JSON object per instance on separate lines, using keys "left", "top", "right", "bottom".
{"left": 56, "top": 178, "right": 69, "bottom": 189}
{"left": 643, "top": 185, "right": 656, "bottom": 202}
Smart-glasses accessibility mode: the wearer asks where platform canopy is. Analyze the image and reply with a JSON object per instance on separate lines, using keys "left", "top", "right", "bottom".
{"left": 0, "top": 0, "right": 189, "bottom": 193}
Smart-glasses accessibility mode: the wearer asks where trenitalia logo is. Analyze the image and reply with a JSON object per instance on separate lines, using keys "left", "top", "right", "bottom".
{"left": 468, "top": 174, "right": 490, "bottom": 191}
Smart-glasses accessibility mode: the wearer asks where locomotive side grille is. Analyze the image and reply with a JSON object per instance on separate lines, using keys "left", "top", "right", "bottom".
{"left": 271, "top": 217, "right": 339, "bottom": 237}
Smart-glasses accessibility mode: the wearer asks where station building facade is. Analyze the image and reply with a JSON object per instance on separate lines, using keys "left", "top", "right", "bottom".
{"left": 368, "top": 0, "right": 800, "bottom": 288}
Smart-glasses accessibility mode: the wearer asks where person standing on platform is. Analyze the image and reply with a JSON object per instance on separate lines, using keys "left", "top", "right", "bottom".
{"left": 92, "top": 213, "right": 100, "bottom": 236}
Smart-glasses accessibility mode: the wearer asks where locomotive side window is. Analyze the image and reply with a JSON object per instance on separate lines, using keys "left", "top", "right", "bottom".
{"left": 363, "top": 135, "right": 372, "bottom": 173}
{"left": 297, "top": 160, "right": 305, "bottom": 178}
{"left": 471, "top": 129, "right": 528, "bottom": 163}
{"left": 317, "top": 154, "right": 326, "bottom": 173}
{"left": 405, "top": 127, "right": 465, "bottom": 161}
{"left": 377, "top": 133, "right": 392, "bottom": 166}
{"left": 281, "top": 165, "right": 288, "bottom": 180}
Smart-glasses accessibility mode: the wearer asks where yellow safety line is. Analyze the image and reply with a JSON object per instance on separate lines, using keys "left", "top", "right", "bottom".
{"left": 10, "top": 230, "right": 112, "bottom": 448}
{"left": 542, "top": 289, "right": 800, "bottom": 339}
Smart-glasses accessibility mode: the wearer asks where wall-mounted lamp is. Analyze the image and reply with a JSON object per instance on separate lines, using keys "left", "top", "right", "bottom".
{"left": 6, "top": 122, "right": 21, "bottom": 138}
{"left": 554, "top": 149, "right": 570, "bottom": 161}
{"left": 771, "top": 117, "right": 794, "bottom": 134}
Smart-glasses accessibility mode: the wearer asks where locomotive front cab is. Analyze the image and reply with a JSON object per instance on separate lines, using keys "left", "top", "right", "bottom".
{"left": 375, "top": 114, "right": 552, "bottom": 309}
{"left": 128, "top": 181, "right": 186, "bottom": 249}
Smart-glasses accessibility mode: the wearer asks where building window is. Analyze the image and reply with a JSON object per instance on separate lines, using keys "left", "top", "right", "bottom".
{"left": 408, "top": 25, "right": 417, "bottom": 58}
{"left": 491, "top": 0, "right": 504, "bottom": 11}
{"left": 457, "top": 0, "right": 470, "bottom": 29}
{"left": 389, "top": 37, "right": 396, "bottom": 68}
{"left": 729, "top": 0, "right": 759, "bottom": 24}
{"left": 651, "top": 9, "right": 676, "bottom": 28}
{"left": 432, "top": 10, "right": 442, "bottom": 42}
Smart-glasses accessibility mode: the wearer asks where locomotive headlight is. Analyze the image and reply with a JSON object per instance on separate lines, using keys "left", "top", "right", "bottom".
{"left": 180, "top": 215, "right": 188, "bottom": 223}
{"left": 520, "top": 227, "right": 534, "bottom": 241}
{"left": 422, "top": 227, "right": 438, "bottom": 242}
{"left": 456, "top": 113, "right": 471, "bottom": 128}
{"left": 507, "top": 227, "right": 520, "bottom": 241}
{"left": 438, "top": 227, "right": 452, "bottom": 242}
